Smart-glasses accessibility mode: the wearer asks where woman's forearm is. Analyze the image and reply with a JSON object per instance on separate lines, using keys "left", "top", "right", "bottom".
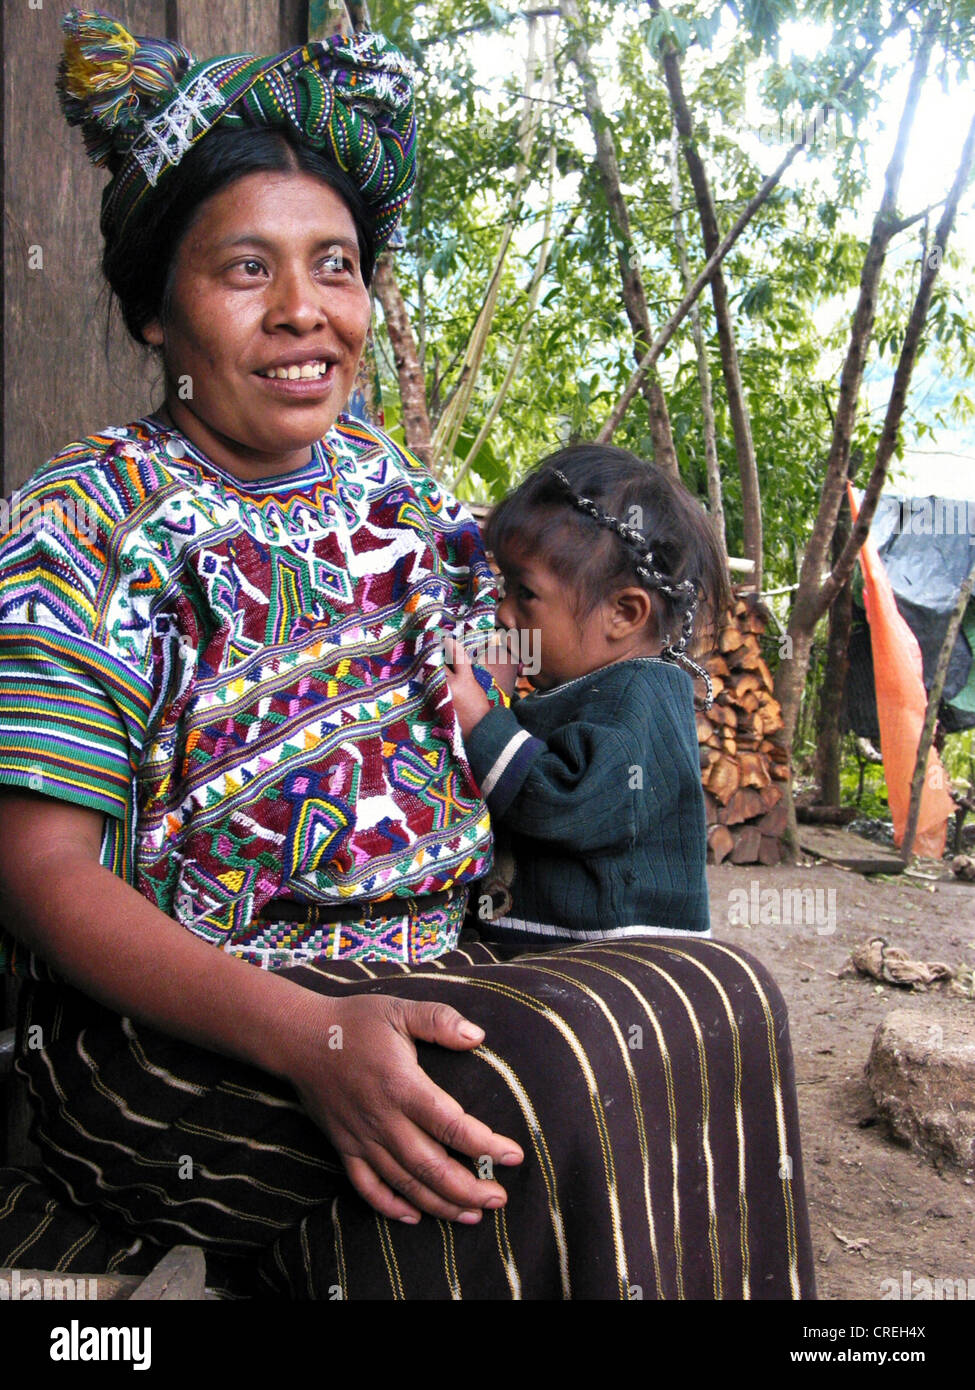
{"left": 0, "top": 791, "right": 524, "bottom": 1224}
{"left": 0, "top": 795, "right": 326, "bottom": 1082}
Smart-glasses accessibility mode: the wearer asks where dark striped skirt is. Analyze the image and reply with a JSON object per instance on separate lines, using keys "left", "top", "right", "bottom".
{"left": 1, "top": 936, "right": 815, "bottom": 1299}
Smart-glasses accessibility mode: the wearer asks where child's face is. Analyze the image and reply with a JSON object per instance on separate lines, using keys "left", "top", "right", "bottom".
{"left": 495, "top": 555, "right": 620, "bottom": 691}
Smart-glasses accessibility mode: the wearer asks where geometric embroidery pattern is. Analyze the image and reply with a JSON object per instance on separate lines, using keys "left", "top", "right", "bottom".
{"left": 0, "top": 414, "right": 500, "bottom": 972}
{"left": 131, "top": 72, "right": 223, "bottom": 186}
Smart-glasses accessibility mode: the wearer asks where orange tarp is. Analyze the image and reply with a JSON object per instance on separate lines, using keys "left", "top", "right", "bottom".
{"left": 848, "top": 484, "right": 954, "bottom": 858}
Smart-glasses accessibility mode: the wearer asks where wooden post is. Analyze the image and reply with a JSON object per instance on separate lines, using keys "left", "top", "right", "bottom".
{"left": 901, "top": 556, "right": 975, "bottom": 861}
{"left": 281, "top": 1, "right": 311, "bottom": 45}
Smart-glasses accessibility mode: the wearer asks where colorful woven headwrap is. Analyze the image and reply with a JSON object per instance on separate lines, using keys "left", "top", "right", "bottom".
{"left": 57, "top": 8, "right": 417, "bottom": 247}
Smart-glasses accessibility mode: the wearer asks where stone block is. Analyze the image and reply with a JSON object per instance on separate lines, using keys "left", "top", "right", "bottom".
{"left": 865, "top": 1008, "right": 975, "bottom": 1172}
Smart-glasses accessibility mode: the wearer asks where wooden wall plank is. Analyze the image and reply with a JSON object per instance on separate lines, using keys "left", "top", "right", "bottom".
{"left": 175, "top": 0, "right": 281, "bottom": 58}
{"left": 3, "top": 2, "right": 317, "bottom": 496}
{"left": 3, "top": 2, "right": 167, "bottom": 494}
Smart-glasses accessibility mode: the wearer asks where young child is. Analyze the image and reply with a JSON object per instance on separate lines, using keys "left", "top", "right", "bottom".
{"left": 445, "top": 443, "right": 730, "bottom": 945}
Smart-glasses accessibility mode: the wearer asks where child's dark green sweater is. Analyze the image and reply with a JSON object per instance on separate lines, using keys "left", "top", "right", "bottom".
{"left": 465, "top": 657, "right": 710, "bottom": 942}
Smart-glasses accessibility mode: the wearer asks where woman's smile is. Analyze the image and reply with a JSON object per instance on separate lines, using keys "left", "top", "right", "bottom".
{"left": 143, "top": 170, "right": 372, "bottom": 480}
{"left": 254, "top": 358, "right": 340, "bottom": 395}
{"left": 255, "top": 356, "right": 336, "bottom": 381}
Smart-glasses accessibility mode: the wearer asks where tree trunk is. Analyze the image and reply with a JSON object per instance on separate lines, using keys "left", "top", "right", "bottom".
{"left": 815, "top": 468, "right": 856, "bottom": 805}
{"left": 815, "top": 575, "right": 853, "bottom": 811}
{"left": 560, "top": 0, "right": 679, "bottom": 478}
{"left": 669, "top": 124, "right": 726, "bottom": 558}
{"left": 660, "top": 2, "right": 916, "bottom": 592}
{"left": 372, "top": 253, "right": 433, "bottom": 468}
{"left": 775, "top": 44, "right": 973, "bottom": 863}
{"left": 652, "top": 10, "right": 762, "bottom": 589}
{"left": 774, "top": 625, "right": 816, "bottom": 859}
{"left": 777, "top": 19, "right": 942, "bottom": 759}
{"left": 824, "top": 113, "right": 975, "bottom": 612}
{"left": 780, "top": 108, "right": 974, "bottom": 771}
{"left": 345, "top": 1, "right": 372, "bottom": 29}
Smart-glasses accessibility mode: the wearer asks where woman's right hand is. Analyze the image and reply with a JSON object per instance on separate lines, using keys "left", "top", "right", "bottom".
{"left": 281, "top": 991, "right": 524, "bottom": 1225}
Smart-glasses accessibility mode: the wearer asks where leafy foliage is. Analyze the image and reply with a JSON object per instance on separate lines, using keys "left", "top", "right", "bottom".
{"left": 369, "top": 0, "right": 974, "bottom": 603}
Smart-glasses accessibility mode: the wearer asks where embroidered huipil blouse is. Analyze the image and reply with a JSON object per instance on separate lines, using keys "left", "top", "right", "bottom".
{"left": 0, "top": 417, "right": 498, "bottom": 972}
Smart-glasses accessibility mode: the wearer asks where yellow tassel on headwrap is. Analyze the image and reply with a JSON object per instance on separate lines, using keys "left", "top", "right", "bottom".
{"left": 62, "top": 14, "right": 137, "bottom": 98}
{"left": 58, "top": 8, "right": 192, "bottom": 164}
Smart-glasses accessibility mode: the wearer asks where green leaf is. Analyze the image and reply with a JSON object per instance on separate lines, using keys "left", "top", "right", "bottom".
{"left": 740, "top": 276, "right": 774, "bottom": 317}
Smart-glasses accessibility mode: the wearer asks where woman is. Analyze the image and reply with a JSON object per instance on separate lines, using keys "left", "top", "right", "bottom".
{"left": 0, "top": 11, "right": 814, "bottom": 1299}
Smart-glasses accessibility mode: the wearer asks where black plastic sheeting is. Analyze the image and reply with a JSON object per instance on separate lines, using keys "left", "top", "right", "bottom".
{"left": 845, "top": 494, "right": 975, "bottom": 737}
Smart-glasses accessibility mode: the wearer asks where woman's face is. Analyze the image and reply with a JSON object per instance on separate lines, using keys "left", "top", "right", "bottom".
{"left": 144, "top": 170, "right": 372, "bottom": 480}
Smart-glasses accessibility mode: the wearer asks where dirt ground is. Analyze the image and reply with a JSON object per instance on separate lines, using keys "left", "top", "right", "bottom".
{"left": 708, "top": 857, "right": 975, "bottom": 1300}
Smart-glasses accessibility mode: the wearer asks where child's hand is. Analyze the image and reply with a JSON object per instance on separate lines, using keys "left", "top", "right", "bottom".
{"left": 478, "top": 636, "right": 517, "bottom": 698}
{"left": 444, "top": 638, "right": 491, "bottom": 738}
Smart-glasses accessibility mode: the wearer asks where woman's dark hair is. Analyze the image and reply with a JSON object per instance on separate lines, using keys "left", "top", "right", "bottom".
{"left": 485, "top": 444, "right": 731, "bottom": 654}
{"left": 103, "top": 125, "right": 378, "bottom": 344}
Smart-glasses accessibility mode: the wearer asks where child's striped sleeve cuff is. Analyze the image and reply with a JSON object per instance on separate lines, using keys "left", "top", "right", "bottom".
{"left": 464, "top": 706, "right": 546, "bottom": 817}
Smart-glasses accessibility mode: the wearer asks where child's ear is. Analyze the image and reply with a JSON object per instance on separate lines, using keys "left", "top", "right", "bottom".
{"left": 609, "top": 587, "right": 654, "bottom": 638}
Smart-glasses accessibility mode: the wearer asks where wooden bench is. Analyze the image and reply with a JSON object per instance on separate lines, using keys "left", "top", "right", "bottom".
{"left": 0, "top": 1245, "right": 208, "bottom": 1300}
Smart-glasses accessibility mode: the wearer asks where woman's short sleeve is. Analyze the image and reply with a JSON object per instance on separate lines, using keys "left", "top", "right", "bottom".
{"left": 0, "top": 450, "right": 151, "bottom": 820}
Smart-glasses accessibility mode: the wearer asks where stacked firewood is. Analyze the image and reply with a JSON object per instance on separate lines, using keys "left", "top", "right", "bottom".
{"left": 698, "top": 594, "right": 790, "bottom": 865}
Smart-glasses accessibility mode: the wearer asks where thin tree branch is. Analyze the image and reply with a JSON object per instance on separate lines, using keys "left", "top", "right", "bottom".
{"left": 561, "top": 0, "right": 679, "bottom": 475}
{"left": 819, "top": 107, "right": 975, "bottom": 618}
{"left": 889, "top": 197, "right": 949, "bottom": 235}
{"left": 598, "top": 2, "right": 911, "bottom": 445}
{"left": 451, "top": 28, "right": 561, "bottom": 492}
{"left": 781, "top": 10, "right": 940, "bottom": 717}
{"left": 596, "top": 140, "right": 803, "bottom": 440}
{"left": 651, "top": 0, "right": 762, "bottom": 581}
{"left": 419, "top": 7, "right": 560, "bottom": 47}
{"left": 669, "top": 121, "right": 726, "bottom": 560}
{"left": 430, "top": 338, "right": 470, "bottom": 424}
{"left": 430, "top": 18, "right": 545, "bottom": 469}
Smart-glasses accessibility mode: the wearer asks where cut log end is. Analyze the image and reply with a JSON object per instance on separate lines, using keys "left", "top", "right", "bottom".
{"left": 708, "top": 824, "right": 735, "bottom": 865}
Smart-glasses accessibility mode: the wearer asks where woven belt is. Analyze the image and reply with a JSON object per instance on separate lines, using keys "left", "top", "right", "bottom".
{"left": 256, "top": 889, "right": 459, "bottom": 926}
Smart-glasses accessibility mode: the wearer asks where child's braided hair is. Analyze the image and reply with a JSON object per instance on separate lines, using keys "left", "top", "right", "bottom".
{"left": 485, "top": 444, "right": 730, "bottom": 707}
